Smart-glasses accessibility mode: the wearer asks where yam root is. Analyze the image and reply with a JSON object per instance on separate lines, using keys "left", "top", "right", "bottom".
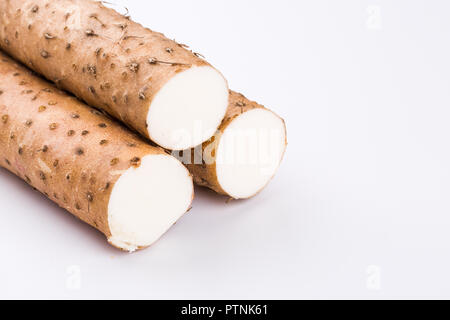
{"left": 0, "top": 52, "right": 194, "bottom": 252}
{"left": 183, "top": 91, "right": 287, "bottom": 199}
{"left": 0, "top": 0, "right": 229, "bottom": 150}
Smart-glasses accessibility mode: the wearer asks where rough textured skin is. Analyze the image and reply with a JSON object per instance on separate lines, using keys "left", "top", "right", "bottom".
{"left": 186, "top": 91, "right": 287, "bottom": 198}
{"left": 0, "top": 0, "right": 215, "bottom": 141}
{"left": 0, "top": 51, "right": 167, "bottom": 244}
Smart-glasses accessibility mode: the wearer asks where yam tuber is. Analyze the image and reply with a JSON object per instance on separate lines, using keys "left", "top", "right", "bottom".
{"left": 0, "top": 0, "right": 229, "bottom": 150}
{"left": 185, "top": 91, "right": 287, "bottom": 199}
{"left": 0, "top": 52, "right": 194, "bottom": 252}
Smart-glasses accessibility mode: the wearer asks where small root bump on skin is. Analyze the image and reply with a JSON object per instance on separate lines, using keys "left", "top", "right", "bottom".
{"left": 123, "top": 35, "right": 143, "bottom": 41}
{"left": 127, "top": 62, "right": 139, "bottom": 73}
{"left": 49, "top": 123, "right": 58, "bottom": 130}
{"left": 147, "top": 57, "right": 190, "bottom": 67}
{"left": 44, "top": 33, "right": 56, "bottom": 40}
{"left": 193, "top": 52, "right": 205, "bottom": 59}
{"left": 102, "top": 182, "right": 111, "bottom": 191}
{"left": 88, "top": 86, "right": 96, "bottom": 95}
{"left": 40, "top": 50, "right": 50, "bottom": 59}
{"left": 85, "top": 29, "right": 98, "bottom": 37}
{"left": 130, "top": 157, "right": 141, "bottom": 167}
{"left": 110, "top": 158, "right": 119, "bottom": 166}
{"left": 75, "top": 148, "right": 84, "bottom": 156}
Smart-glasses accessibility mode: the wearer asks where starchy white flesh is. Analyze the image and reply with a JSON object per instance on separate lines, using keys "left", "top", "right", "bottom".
{"left": 215, "top": 109, "right": 287, "bottom": 199}
{"left": 108, "top": 155, "right": 194, "bottom": 252}
{"left": 147, "top": 66, "right": 229, "bottom": 150}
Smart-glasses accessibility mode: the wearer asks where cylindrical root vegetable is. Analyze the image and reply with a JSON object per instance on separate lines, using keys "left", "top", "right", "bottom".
{"left": 184, "top": 91, "right": 287, "bottom": 199}
{"left": 0, "top": 0, "right": 229, "bottom": 150}
{"left": 0, "top": 52, "right": 194, "bottom": 252}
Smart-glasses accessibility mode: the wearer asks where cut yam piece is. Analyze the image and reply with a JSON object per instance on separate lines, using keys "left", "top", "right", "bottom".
{"left": 108, "top": 155, "right": 193, "bottom": 251}
{"left": 0, "top": 0, "right": 229, "bottom": 150}
{"left": 216, "top": 108, "right": 287, "bottom": 199}
{"left": 186, "top": 91, "right": 287, "bottom": 199}
{"left": 0, "top": 52, "right": 193, "bottom": 252}
{"left": 147, "top": 66, "right": 229, "bottom": 150}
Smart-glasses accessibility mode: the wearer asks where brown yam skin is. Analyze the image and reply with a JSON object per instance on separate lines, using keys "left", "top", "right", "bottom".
{"left": 185, "top": 91, "right": 287, "bottom": 198}
{"left": 0, "top": 52, "right": 166, "bottom": 241}
{"left": 0, "top": 0, "right": 210, "bottom": 140}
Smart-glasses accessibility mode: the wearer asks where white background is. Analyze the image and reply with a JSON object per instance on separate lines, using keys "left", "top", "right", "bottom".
{"left": 1, "top": 0, "right": 450, "bottom": 299}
